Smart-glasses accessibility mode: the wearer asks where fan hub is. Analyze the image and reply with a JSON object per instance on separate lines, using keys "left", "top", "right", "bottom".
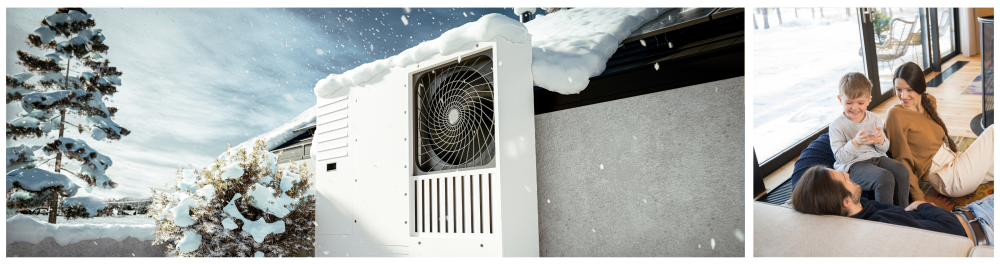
{"left": 448, "top": 108, "right": 459, "bottom": 125}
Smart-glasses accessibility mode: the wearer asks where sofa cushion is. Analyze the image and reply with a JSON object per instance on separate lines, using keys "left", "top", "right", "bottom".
{"left": 969, "top": 246, "right": 994, "bottom": 257}
{"left": 754, "top": 202, "right": 974, "bottom": 257}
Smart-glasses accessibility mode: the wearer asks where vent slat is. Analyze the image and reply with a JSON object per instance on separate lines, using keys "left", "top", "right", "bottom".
{"left": 412, "top": 174, "right": 494, "bottom": 235}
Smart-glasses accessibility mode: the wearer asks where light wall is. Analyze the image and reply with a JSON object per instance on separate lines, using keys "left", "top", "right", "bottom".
{"left": 533, "top": 77, "right": 745, "bottom": 257}
{"left": 961, "top": 8, "right": 995, "bottom": 57}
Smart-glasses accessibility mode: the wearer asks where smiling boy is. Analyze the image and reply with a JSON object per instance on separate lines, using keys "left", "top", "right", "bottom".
{"left": 829, "top": 72, "right": 911, "bottom": 207}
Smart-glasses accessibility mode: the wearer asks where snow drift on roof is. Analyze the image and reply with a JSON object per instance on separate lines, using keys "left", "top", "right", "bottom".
{"left": 314, "top": 14, "right": 529, "bottom": 98}
{"left": 228, "top": 105, "right": 316, "bottom": 156}
{"left": 524, "top": 8, "right": 666, "bottom": 94}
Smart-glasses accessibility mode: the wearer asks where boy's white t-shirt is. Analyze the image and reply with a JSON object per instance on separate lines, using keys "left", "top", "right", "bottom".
{"left": 830, "top": 110, "right": 891, "bottom": 172}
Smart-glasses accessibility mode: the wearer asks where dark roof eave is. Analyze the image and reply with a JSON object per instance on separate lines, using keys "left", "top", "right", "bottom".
{"left": 292, "top": 124, "right": 316, "bottom": 133}
{"left": 621, "top": 8, "right": 743, "bottom": 44}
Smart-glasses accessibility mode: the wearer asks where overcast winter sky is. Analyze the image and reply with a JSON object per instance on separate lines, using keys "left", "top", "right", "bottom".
{"left": 5, "top": 7, "right": 529, "bottom": 199}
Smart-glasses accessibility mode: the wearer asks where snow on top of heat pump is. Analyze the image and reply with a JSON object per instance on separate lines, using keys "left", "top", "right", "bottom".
{"left": 313, "top": 13, "right": 530, "bottom": 99}
{"left": 313, "top": 8, "right": 666, "bottom": 97}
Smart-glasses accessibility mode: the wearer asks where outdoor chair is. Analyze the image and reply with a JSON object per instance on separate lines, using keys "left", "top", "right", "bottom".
{"left": 859, "top": 17, "right": 917, "bottom": 72}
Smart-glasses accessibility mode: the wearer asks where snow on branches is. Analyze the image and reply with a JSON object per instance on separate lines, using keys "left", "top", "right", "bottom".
{"left": 6, "top": 7, "right": 129, "bottom": 224}
{"left": 43, "top": 137, "right": 116, "bottom": 189}
{"left": 149, "top": 140, "right": 315, "bottom": 257}
{"left": 6, "top": 168, "right": 81, "bottom": 213}
{"left": 6, "top": 145, "right": 41, "bottom": 172}
{"left": 6, "top": 168, "right": 80, "bottom": 196}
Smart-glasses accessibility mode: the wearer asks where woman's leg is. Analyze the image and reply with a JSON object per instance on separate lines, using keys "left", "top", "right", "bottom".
{"left": 874, "top": 156, "right": 911, "bottom": 206}
{"left": 929, "top": 125, "right": 994, "bottom": 197}
{"left": 847, "top": 160, "right": 899, "bottom": 206}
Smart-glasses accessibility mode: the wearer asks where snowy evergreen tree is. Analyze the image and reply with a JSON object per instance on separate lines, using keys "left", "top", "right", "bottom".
{"left": 6, "top": 8, "right": 129, "bottom": 223}
{"left": 149, "top": 140, "right": 315, "bottom": 257}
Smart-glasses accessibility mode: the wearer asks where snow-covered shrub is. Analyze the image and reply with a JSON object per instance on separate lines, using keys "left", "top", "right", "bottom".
{"left": 149, "top": 140, "right": 315, "bottom": 257}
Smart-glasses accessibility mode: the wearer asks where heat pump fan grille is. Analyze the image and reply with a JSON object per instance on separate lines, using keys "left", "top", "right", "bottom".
{"left": 414, "top": 52, "right": 495, "bottom": 173}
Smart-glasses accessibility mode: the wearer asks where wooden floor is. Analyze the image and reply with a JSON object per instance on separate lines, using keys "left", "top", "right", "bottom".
{"left": 759, "top": 55, "right": 985, "bottom": 195}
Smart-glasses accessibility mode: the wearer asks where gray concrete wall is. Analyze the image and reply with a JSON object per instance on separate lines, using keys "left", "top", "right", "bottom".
{"left": 7, "top": 237, "right": 167, "bottom": 257}
{"left": 534, "top": 77, "right": 745, "bottom": 257}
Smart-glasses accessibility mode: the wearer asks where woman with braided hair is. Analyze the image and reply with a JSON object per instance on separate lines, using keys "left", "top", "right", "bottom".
{"left": 885, "top": 62, "right": 994, "bottom": 201}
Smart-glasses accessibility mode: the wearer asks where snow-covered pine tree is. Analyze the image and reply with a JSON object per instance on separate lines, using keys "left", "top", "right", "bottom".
{"left": 149, "top": 140, "right": 316, "bottom": 257}
{"left": 6, "top": 8, "right": 129, "bottom": 223}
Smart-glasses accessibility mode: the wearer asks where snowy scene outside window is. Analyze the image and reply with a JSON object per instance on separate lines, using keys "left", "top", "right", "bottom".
{"left": 753, "top": 8, "right": 867, "bottom": 161}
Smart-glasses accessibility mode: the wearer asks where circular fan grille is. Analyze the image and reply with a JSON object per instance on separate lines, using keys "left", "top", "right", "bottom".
{"left": 415, "top": 54, "right": 495, "bottom": 173}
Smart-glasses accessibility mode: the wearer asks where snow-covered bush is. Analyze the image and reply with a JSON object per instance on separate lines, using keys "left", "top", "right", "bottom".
{"left": 149, "top": 140, "right": 315, "bottom": 257}
{"left": 6, "top": 7, "right": 128, "bottom": 223}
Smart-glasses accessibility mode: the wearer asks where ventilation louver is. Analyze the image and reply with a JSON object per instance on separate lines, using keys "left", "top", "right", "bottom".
{"left": 413, "top": 51, "right": 496, "bottom": 174}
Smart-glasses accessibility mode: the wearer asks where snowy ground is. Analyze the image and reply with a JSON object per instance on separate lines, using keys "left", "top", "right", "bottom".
{"left": 5, "top": 213, "right": 155, "bottom": 226}
{"left": 752, "top": 8, "right": 926, "bottom": 161}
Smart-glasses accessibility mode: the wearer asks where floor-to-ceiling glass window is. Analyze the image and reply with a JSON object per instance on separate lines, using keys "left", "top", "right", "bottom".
{"left": 937, "top": 8, "right": 959, "bottom": 60}
{"left": 753, "top": 7, "right": 867, "bottom": 161}
{"left": 754, "top": 7, "right": 965, "bottom": 177}
{"left": 871, "top": 8, "right": 927, "bottom": 94}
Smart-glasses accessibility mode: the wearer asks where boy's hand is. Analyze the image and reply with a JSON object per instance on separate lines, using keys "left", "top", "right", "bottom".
{"left": 852, "top": 130, "right": 874, "bottom": 147}
{"left": 872, "top": 127, "right": 885, "bottom": 145}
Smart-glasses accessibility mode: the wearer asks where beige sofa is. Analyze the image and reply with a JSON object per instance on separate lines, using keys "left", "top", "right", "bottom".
{"left": 754, "top": 202, "right": 994, "bottom": 257}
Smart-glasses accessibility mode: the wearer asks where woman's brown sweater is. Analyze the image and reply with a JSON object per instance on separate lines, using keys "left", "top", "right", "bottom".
{"left": 884, "top": 94, "right": 946, "bottom": 202}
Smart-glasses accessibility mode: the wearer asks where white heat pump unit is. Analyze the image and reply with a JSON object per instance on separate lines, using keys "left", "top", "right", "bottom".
{"left": 314, "top": 37, "right": 538, "bottom": 257}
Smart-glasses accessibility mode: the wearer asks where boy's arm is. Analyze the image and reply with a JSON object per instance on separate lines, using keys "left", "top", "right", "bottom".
{"left": 874, "top": 113, "right": 890, "bottom": 153}
{"left": 830, "top": 121, "right": 861, "bottom": 163}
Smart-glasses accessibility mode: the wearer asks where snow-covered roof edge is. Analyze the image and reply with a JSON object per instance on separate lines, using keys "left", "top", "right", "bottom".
{"left": 524, "top": 8, "right": 667, "bottom": 94}
{"left": 314, "top": 14, "right": 529, "bottom": 99}
{"left": 226, "top": 106, "right": 317, "bottom": 159}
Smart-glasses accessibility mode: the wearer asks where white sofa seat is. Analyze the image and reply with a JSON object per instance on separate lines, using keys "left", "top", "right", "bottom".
{"left": 754, "top": 202, "right": 991, "bottom": 257}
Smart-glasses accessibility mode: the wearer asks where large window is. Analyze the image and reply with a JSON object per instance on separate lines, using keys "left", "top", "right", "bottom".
{"left": 753, "top": 7, "right": 962, "bottom": 175}
{"left": 871, "top": 8, "right": 926, "bottom": 94}
{"left": 936, "top": 8, "right": 959, "bottom": 59}
{"left": 753, "top": 7, "right": 866, "bottom": 161}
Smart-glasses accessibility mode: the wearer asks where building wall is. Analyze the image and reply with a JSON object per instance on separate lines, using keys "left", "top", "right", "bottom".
{"left": 533, "top": 77, "right": 745, "bottom": 257}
